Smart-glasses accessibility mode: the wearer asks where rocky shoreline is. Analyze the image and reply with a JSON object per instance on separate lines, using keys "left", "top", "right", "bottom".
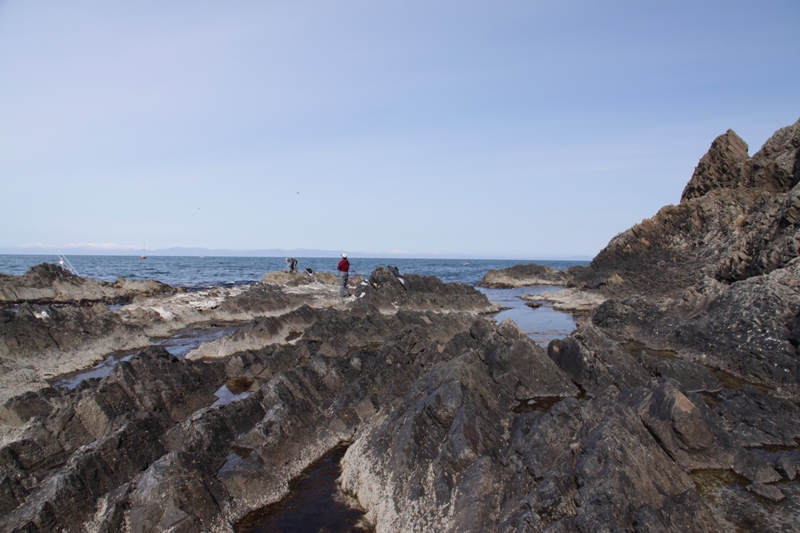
{"left": 1, "top": 118, "right": 800, "bottom": 532}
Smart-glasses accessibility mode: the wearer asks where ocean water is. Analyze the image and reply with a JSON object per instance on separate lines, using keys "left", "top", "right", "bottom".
{"left": 0, "top": 254, "right": 588, "bottom": 289}
{"left": 1, "top": 254, "right": 589, "bottom": 350}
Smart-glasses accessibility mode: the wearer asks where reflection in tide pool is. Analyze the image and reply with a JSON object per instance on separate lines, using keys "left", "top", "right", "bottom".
{"left": 50, "top": 352, "right": 136, "bottom": 389}
{"left": 476, "top": 286, "right": 577, "bottom": 346}
{"left": 49, "top": 325, "right": 236, "bottom": 389}
{"left": 235, "top": 445, "right": 369, "bottom": 533}
{"left": 211, "top": 378, "right": 253, "bottom": 407}
{"left": 152, "top": 325, "right": 236, "bottom": 359}
{"left": 211, "top": 385, "right": 248, "bottom": 407}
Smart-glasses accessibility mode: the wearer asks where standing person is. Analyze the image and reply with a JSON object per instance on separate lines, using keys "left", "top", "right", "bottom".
{"left": 284, "top": 257, "right": 298, "bottom": 273}
{"left": 337, "top": 253, "right": 350, "bottom": 297}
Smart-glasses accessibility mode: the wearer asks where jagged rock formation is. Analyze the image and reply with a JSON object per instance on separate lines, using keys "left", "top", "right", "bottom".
{"left": 0, "top": 303, "right": 150, "bottom": 404}
{"left": 0, "top": 346, "right": 227, "bottom": 532}
{"left": 584, "top": 120, "right": 800, "bottom": 295}
{"left": 184, "top": 268, "right": 500, "bottom": 361}
{"left": 357, "top": 266, "right": 502, "bottom": 315}
{"left": 0, "top": 263, "right": 512, "bottom": 531}
{"left": 0, "top": 263, "right": 176, "bottom": 304}
{"left": 356, "top": 118, "right": 800, "bottom": 532}
{"left": 2, "top": 119, "right": 800, "bottom": 532}
{"left": 573, "top": 119, "right": 800, "bottom": 396}
{"left": 0, "top": 303, "right": 504, "bottom": 531}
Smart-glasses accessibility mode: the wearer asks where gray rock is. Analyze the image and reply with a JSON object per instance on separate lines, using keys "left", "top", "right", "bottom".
{"left": 360, "top": 266, "right": 502, "bottom": 314}
{"left": 636, "top": 352, "right": 722, "bottom": 393}
{"left": 746, "top": 482, "right": 786, "bottom": 502}
{"left": 185, "top": 304, "right": 322, "bottom": 360}
{"left": 0, "top": 302, "right": 151, "bottom": 404}
{"left": 681, "top": 129, "right": 751, "bottom": 202}
{"left": 711, "top": 386, "right": 800, "bottom": 448}
{"left": 0, "top": 416, "right": 166, "bottom": 533}
{"left": 623, "top": 379, "right": 735, "bottom": 470}
{"left": 37, "top": 302, "right": 490, "bottom": 530}
{"left": 0, "top": 263, "right": 175, "bottom": 304}
{"left": 477, "top": 262, "right": 574, "bottom": 288}
{"left": 0, "top": 388, "right": 62, "bottom": 427}
{"left": 0, "top": 346, "right": 226, "bottom": 531}
{"left": 733, "top": 450, "right": 782, "bottom": 484}
{"left": 547, "top": 324, "right": 651, "bottom": 395}
{"left": 580, "top": 119, "right": 800, "bottom": 395}
{"left": 127, "top": 451, "right": 231, "bottom": 533}
{"left": 775, "top": 453, "right": 797, "bottom": 480}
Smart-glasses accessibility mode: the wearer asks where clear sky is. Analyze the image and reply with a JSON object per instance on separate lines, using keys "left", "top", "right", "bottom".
{"left": 1, "top": 1, "right": 798, "bottom": 259}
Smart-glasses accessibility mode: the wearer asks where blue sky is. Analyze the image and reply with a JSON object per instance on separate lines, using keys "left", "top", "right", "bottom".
{"left": 1, "top": 1, "right": 798, "bottom": 259}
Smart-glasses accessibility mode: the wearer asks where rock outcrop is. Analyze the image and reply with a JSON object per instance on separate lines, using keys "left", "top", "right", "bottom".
{"left": 0, "top": 300, "right": 504, "bottom": 531}
{"left": 0, "top": 263, "right": 176, "bottom": 305}
{"left": 358, "top": 266, "right": 502, "bottom": 315}
{"left": 573, "top": 118, "right": 800, "bottom": 395}
{"left": 416, "top": 118, "right": 800, "bottom": 531}
{"left": 477, "top": 262, "right": 577, "bottom": 288}
{"left": 584, "top": 118, "right": 800, "bottom": 296}
{"left": 521, "top": 287, "right": 607, "bottom": 313}
{"left": 0, "top": 303, "right": 150, "bottom": 404}
{"left": 2, "top": 119, "right": 800, "bottom": 532}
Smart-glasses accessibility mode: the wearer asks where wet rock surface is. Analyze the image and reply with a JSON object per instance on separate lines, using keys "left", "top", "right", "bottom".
{"left": 1, "top": 119, "right": 800, "bottom": 532}
{"left": 0, "top": 303, "right": 151, "bottom": 404}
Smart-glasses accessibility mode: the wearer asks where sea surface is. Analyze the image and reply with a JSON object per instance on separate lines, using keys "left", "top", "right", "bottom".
{"left": 1, "top": 254, "right": 589, "bottom": 350}
{"left": 0, "top": 254, "right": 587, "bottom": 289}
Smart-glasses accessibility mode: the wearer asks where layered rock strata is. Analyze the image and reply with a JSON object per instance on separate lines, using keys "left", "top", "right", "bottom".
{"left": 1, "top": 119, "right": 800, "bottom": 532}
{"left": 577, "top": 119, "right": 800, "bottom": 398}
{"left": 0, "top": 301, "right": 506, "bottom": 531}
{"left": 1, "top": 253, "right": 798, "bottom": 532}
{"left": 431, "top": 118, "right": 800, "bottom": 531}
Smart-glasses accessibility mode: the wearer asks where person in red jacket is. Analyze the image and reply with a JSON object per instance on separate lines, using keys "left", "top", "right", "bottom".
{"left": 337, "top": 253, "right": 350, "bottom": 297}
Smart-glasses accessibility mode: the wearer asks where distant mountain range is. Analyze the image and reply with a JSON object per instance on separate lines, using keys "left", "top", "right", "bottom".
{"left": 0, "top": 245, "right": 592, "bottom": 261}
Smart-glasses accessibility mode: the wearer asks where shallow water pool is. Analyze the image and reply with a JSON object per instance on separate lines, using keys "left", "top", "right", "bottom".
{"left": 476, "top": 286, "right": 577, "bottom": 347}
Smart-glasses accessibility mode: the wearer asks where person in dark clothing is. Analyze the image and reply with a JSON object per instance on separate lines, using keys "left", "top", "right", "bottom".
{"left": 337, "top": 253, "right": 350, "bottom": 297}
{"left": 284, "top": 257, "right": 298, "bottom": 273}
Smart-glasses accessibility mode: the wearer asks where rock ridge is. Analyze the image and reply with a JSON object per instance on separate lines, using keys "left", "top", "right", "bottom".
{"left": 2, "top": 118, "right": 800, "bottom": 532}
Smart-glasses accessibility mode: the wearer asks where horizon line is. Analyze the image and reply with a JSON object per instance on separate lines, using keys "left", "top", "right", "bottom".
{"left": 0, "top": 245, "right": 593, "bottom": 262}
